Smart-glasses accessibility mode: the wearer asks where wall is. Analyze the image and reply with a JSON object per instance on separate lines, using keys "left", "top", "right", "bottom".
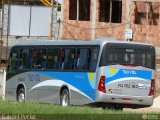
{"left": 62, "top": 0, "right": 126, "bottom": 40}
{"left": 62, "top": 0, "right": 160, "bottom": 44}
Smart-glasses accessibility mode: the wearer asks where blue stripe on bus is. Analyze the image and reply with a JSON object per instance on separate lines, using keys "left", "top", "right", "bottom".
{"left": 106, "top": 68, "right": 152, "bottom": 83}
{"left": 38, "top": 71, "right": 96, "bottom": 100}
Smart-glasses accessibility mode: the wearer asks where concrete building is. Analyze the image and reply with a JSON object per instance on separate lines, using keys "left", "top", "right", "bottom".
{"left": 61, "top": 1, "right": 160, "bottom": 49}
{"left": 61, "top": 0, "right": 160, "bottom": 44}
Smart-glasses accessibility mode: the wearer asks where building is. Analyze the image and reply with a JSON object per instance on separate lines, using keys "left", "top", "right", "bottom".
{"left": 61, "top": 0, "right": 160, "bottom": 44}
{"left": 0, "top": 0, "right": 61, "bottom": 67}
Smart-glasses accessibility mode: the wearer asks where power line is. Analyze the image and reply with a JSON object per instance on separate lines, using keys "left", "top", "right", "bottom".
{"left": 61, "top": 20, "right": 133, "bottom": 30}
{"left": 61, "top": 21, "right": 77, "bottom": 40}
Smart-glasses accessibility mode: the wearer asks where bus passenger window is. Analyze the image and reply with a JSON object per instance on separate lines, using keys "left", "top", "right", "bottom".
{"left": 41, "top": 49, "right": 47, "bottom": 70}
{"left": 29, "top": 49, "right": 33, "bottom": 69}
{"left": 8, "top": 49, "right": 18, "bottom": 72}
{"left": 75, "top": 49, "right": 80, "bottom": 69}
{"left": 19, "top": 49, "right": 30, "bottom": 70}
{"left": 47, "top": 48, "right": 61, "bottom": 70}
{"left": 47, "top": 49, "right": 54, "bottom": 69}
{"left": 53, "top": 49, "right": 61, "bottom": 69}
{"left": 63, "top": 48, "right": 76, "bottom": 70}
{"left": 78, "top": 48, "right": 90, "bottom": 71}
{"left": 70, "top": 49, "right": 76, "bottom": 69}
{"left": 60, "top": 49, "right": 65, "bottom": 70}
{"left": 89, "top": 48, "right": 99, "bottom": 71}
{"left": 33, "top": 49, "right": 42, "bottom": 69}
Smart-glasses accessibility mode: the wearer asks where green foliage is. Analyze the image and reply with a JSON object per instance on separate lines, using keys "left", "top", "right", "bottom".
{"left": 0, "top": 100, "right": 159, "bottom": 120}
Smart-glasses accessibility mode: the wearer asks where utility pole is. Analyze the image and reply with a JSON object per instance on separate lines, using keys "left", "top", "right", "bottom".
{"left": 91, "top": 0, "right": 96, "bottom": 40}
{"left": 1, "top": 0, "right": 10, "bottom": 68}
{"left": 0, "top": 0, "right": 4, "bottom": 68}
{"left": 125, "top": 0, "right": 132, "bottom": 41}
{"left": 49, "top": 0, "right": 54, "bottom": 40}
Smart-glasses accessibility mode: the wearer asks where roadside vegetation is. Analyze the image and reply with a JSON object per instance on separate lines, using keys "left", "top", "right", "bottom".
{"left": 0, "top": 100, "right": 158, "bottom": 120}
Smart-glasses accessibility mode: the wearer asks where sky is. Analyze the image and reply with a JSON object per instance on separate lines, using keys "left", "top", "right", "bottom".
{"left": 55, "top": 0, "right": 63, "bottom": 4}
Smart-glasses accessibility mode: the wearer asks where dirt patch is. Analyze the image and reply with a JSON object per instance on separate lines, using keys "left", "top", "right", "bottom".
{"left": 124, "top": 96, "right": 160, "bottom": 113}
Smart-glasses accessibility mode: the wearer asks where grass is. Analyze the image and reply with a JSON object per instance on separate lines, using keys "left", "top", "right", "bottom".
{"left": 0, "top": 100, "right": 159, "bottom": 120}
{"left": 0, "top": 100, "right": 122, "bottom": 114}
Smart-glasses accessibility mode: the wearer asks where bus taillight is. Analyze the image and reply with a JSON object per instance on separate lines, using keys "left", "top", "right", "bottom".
{"left": 149, "top": 79, "right": 155, "bottom": 96}
{"left": 98, "top": 76, "right": 106, "bottom": 93}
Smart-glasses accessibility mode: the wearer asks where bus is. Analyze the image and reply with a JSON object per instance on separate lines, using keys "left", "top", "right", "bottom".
{"left": 5, "top": 38, "right": 155, "bottom": 109}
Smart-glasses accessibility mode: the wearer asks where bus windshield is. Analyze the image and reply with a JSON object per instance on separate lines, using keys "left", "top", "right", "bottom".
{"left": 100, "top": 44, "right": 155, "bottom": 69}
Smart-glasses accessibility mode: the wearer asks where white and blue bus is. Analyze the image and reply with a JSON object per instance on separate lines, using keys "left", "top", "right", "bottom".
{"left": 5, "top": 38, "right": 155, "bottom": 108}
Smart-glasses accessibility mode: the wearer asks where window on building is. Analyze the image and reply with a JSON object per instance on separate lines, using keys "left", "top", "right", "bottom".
{"left": 99, "top": 0, "right": 110, "bottom": 22}
{"left": 134, "top": 1, "right": 160, "bottom": 25}
{"left": 69, "top": 0, "right": 77, "bottom": 20}
{"left": 69, "top": 0, "right": 90, "bottom": 21}
{"left": 99, "top": 0, "right": 122, "bottom": 23}
{"left": 79, "top": 0, "right": 90, "bottom": 21}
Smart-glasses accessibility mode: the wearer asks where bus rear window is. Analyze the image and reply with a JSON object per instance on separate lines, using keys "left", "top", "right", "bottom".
{"left": 100, "top": 46, "right": 155, "bottom": 69}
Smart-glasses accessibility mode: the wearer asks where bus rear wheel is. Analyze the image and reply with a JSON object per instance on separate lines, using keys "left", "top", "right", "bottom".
{"left": 60, "top": 89, "right": 70, "bottom": 107}
{"left": 17, "top": 87, "right": 25, "bottom": 102}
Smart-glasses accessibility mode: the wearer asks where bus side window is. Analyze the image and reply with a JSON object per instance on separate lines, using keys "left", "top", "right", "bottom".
{"left": 63, "top": 48, "right": 76, "bottom": 70}
{"left": 41, "top": 49, "right": 47, "bottom": 70}
{"left": 29, "top": 49, "right": 33, "bottom": 69}
{"left": 70, "top": 49, "right": 76, "bottom": 70}
{"left": 62, "top": 49, "right": 70, "bottom": 70}
{"left": 33, "top": 49, "right": 42, "bottom": 69}
{"left": 47, "top": 48, "right": 54, "bottom": 69}
{"left": 60, "top": 49, "right": 65, "bottom": 70}
{"left": 53, "top": 49, "right": 61, "bottom": 70}
{"left": 46, "top": 48, "right": 61, "bottom": 70}
{"left": 19, "top": 49, "right": 30, "bottom": 70}
{"left": 78, "top": 48, "right": 91, "bottom": 71}
{"left": 89, "top": 48, "right": 99, "bottom": 71}
{"left": 8, "top": 49, "right": 18, "bottom": 72}
{"left": 75, "top": 49, "right": 80, "bottom": 69}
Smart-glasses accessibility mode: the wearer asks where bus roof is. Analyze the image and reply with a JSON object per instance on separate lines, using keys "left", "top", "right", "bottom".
{"left": 13, "top": 38, "right": 154, "bottom": 47}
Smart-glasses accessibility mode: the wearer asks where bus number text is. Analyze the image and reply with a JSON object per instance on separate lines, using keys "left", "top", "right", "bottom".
{"left": 28, "top": 74, "right": 40, "bottom": 81}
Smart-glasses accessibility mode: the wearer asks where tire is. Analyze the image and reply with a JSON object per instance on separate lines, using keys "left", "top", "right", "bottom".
{"left": 17, "top": 88, "right": 25, "bottom": 102}
{"left": 60, "top": 89, "right": 70, "bottom": 107}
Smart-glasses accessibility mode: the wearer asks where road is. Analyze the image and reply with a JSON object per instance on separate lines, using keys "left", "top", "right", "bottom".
{"left": 124, "top": 96, "right": 160, "bottom": 113}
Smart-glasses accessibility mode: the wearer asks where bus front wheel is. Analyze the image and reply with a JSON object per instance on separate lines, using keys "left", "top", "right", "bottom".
{"left": 60, "top": 89, "right": 70, "bottom": 107}
{"left": 17, "top": 87, "right": 25, "bottom": 102}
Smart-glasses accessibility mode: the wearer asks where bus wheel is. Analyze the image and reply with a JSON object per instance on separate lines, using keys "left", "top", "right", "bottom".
{"left": 17, "top": 88, "right": 25, "bottom": 102}
{"left": 60, "top": 89, "right": 70, "bottom": 107}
